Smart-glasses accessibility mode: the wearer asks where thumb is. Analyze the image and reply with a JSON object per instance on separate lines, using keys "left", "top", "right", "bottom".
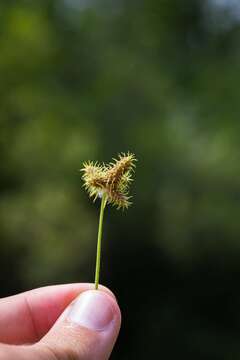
{"left": 36, "top": 289, "right": 121, "bottom": 360}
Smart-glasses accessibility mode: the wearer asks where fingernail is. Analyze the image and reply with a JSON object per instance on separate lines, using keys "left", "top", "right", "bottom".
{"left": 67, "top": 290, "right": 114, "bottom": 331}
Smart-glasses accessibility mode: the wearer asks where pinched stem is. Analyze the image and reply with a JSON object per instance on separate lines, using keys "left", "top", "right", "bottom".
{"left": 95, "top": 193, "right": 108, "bottom": 290}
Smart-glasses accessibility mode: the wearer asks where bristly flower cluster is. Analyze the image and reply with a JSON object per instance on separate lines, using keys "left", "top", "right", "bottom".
{"left": 81, "top": 152, "right": 137, "bottom": 209}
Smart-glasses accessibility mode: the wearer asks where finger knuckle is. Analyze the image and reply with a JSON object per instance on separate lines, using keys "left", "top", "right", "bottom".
{"left": 40, "top": 344, "right": 80, "bottom": 360}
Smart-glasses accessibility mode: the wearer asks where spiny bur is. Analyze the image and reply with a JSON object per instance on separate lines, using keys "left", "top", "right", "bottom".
{"left": 81, "top": 152, "right": 136, "bottom": 209}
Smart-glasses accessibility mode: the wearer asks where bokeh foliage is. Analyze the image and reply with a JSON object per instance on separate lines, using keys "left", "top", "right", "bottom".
{"left": 1, "top": 0, "right": 240, "bottom": 358}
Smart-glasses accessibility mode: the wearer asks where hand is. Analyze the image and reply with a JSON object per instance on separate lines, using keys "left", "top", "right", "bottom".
{"left": 0, "top": 283, "right": 121, "bottom": 359}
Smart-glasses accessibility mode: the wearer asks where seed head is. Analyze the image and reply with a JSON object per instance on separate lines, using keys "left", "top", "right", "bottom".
{"left": 81, "top": 152, "right": 137, "bottom": 209}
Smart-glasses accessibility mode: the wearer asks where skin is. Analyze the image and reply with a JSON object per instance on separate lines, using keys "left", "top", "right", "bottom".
{"left": 0, "top": 283, "right": 121, "bottom": 360}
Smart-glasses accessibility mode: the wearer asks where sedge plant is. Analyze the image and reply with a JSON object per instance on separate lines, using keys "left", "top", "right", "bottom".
{"left": 81, "top": 152, "right": 136, "bottom": 289}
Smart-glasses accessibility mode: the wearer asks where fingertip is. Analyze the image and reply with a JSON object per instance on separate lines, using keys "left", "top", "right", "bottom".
{"left": 41, "top": 289, "right": 121, "bottom": 360}
{"left": 97, "top": 285, "right": 118, "bottom": 302}
{"left": 66, "top": 290, "right": 121, "bottom": 332}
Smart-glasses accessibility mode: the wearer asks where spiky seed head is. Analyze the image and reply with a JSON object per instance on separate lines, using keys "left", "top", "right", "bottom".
{"left": 81, "top": 152, "right": 136, "bottom": 209}
{"left": 106, "top": 153, "right": 136, "bottom": 190}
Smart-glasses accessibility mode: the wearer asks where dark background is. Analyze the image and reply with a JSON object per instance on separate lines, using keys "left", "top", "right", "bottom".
{"left": 1, "top": 0, "right": 240, "bottom": 358}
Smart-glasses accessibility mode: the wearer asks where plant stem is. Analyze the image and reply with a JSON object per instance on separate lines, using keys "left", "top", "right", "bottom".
{"left": 95, "top": 193, "right": 107, "bottom": 290}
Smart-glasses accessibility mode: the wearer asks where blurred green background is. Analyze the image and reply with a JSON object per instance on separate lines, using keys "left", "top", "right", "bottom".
{"left": 1, "top": 0, "right": 240, "bottom": 358}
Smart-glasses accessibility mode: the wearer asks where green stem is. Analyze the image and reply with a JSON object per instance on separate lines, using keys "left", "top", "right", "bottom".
{"left": 95, "top": 193, "right": 107, "bottom": 290}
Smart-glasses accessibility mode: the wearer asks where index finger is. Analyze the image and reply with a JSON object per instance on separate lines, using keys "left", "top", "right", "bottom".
{"left": 0, "top": 283, "right": 113, "bottom": 345}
